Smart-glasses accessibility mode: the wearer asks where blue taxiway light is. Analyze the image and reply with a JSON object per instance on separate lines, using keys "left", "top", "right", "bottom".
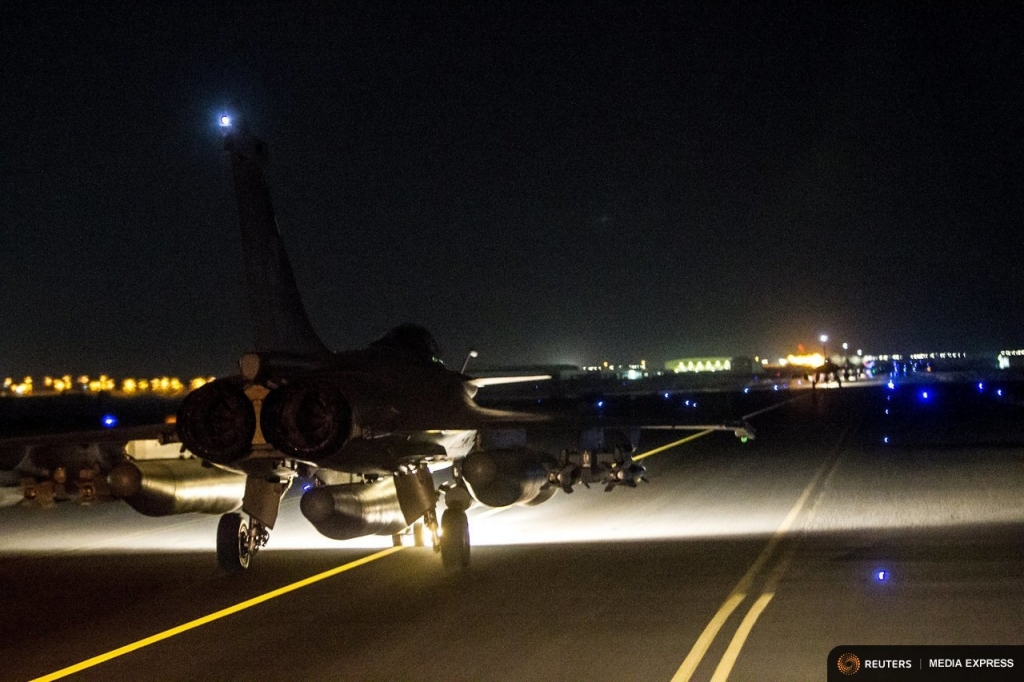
{"left": 921, "top": 390, "right": 930, "bottom": 400}
{"left": 743, "top": 387, "right": 750, "bottom": 394}
{"left": 887, "top": 381, "right": 895, "bottom": 390}
{"left": 596, "top": 400, "right": 605, "bottom": 408}
{"left": 663, "top": 392, "right": 670, "bottom": 399}
{"left": 101, "top": 414, "right": 118, "bottom": 428}
{"left": 997, "top": 389, "right": 1004, "bottom": 397}
{"left": 883, "top": 436, "right": 890, "bottom": 444}
{"left": 302, "top": 483, "right": 313, "bottom": 492}
{"left": 978, "top": 382, "right": 985, "bottom": 391}
{"left": 219, "top": 115, "right": 232, "bottom": 127}
{"left": 875, "top": 569, "right": 890, "bottom": 582}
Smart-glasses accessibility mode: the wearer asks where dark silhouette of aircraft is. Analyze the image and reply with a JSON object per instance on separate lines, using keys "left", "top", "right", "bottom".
{"left": 1, "top": 117, "right": 750, "bottom": 572}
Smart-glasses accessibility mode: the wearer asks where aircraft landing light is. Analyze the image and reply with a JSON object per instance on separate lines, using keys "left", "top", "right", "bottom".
{"left": 29, "top": 546, "right": 404, "bottom": 682}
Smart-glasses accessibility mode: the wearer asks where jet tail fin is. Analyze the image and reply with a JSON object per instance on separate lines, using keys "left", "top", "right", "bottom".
{"left": 223, "top": 123, "right": 330, "bottom": 356}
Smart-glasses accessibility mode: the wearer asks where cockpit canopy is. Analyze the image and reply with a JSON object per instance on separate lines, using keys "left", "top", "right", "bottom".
{"left": 370, "top": 324, "right": 444, "bottom": 365}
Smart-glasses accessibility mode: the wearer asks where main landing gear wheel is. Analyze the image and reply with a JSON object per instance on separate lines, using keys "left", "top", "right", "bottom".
{"left": 440, "top": 508, "right": 470, "bottom": 572}
{"left": 217, "top": 512, "right": 264, "bottom": 572}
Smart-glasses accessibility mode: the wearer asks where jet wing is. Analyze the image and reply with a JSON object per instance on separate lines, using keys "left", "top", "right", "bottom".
{"left": 466, "top": 375, "right": 552, "bottom": 388}
{"left": 1, "top": 422, "right": 178, "bottom": 480}
{"left": 0, "top": 422, "right": 177, "bottom": 450}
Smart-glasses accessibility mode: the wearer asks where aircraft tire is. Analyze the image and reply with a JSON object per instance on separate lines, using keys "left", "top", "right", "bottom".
{"left": 217, "top": 512, "right": 251, "bottom": 572}
{"left": 440, "top": 509, "right": 470, "bottom": 572}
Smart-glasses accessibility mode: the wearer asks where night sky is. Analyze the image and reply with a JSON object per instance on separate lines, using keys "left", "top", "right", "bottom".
{"left": 2, "top": 3, "right": 1022, "bottom": 377}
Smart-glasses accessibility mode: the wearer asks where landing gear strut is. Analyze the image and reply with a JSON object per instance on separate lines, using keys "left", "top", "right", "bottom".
{"left": 217, "top": 512, "right": 268, "bottom": 571}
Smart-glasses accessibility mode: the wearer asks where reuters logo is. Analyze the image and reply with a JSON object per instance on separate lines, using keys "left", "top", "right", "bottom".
{"left": 837, "top": 652, "right": 861, "bottom": 675}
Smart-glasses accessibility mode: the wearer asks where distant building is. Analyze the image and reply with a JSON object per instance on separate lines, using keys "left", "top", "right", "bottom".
{"left": 665, "top": 357, "right": 752, "bottom": 374}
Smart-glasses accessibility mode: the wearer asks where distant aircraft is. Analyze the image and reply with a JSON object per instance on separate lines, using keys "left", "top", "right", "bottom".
{"left": 811, "top": 359, "right": 843, "bottom": 388}
{"left": 0, "top": 118, "right": 750, "bottom": 572}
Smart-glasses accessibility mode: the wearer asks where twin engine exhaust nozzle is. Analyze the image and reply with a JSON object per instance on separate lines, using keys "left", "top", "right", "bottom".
{"left": 176, "top": 378, "right": 353, "bottom": 465}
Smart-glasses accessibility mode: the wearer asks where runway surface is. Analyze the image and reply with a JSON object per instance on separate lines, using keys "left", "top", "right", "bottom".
{"left": 3, "top": 384, "right": 1024, "bottom": 681}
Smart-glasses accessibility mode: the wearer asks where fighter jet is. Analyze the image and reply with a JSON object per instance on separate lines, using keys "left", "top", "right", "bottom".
{"left": 1, "top": 117, "right": 751, "bottom": 572}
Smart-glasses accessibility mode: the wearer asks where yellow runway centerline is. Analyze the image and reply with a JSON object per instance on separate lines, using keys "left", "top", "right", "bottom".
{"left": 31, "top": 546, "right": 405, "bottom": 682}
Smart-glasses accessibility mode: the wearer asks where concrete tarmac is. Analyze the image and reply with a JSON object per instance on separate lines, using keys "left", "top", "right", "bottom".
{"left": 2, "top": 384, "right": 1023, "bottom": 681}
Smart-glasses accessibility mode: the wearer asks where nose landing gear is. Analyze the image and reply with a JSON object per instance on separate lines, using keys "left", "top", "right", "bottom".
{"left": 440, "top": 507, "right": 470, "bottom": 571}
{"left": 438, "top": 478, "right": 473, "bottom": 572}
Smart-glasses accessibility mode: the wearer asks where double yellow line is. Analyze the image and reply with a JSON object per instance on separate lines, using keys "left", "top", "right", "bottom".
{"left": 672, "top": 421, "right": 848, "bottom": 681}
{"left": 671, "top": 460, "right": 830, "bottom": 680}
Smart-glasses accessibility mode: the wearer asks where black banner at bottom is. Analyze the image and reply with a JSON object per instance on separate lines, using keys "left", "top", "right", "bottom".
{"left": 828, "top": 646, "right": 1024, "bottom": 681}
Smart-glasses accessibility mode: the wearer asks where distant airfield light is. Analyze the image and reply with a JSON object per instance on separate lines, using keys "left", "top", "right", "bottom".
{"left": 883, "top": 436, "right": 890, "bottom": 444}
{"left": 663, "top": 392, "right": 670, "bottom": 399}
{"left": 684, "top": 400, "right": 691, "bottom": 406}
{"left": 887, "top": 381, "right": 895, "bottom": 390}
{"left": 219, "top": 115, "right": 232, "bottom": 127}
{"left": 921, "top": 390, "right": 929, "bottom": 400}
{"left": 842, "top": 342, "right": 849, "bottom": 350}
{"left": 885, "top": 409, "right": 890, "bottom": 415}
{"left": 743, "top": 387, "right": 750, "bottom": 394}
{"left": 997, "top": 389, "right": 1003, "bottom": 397}
{"left": 875, "top": 569, "right": 891, "bottom": 583}
{"left": 773, "top": 384, "right": 779, "bottom": 391}
{"left": 978, "top": 382, "right": 985, "bottom": 391}
{"left": 596, "top": 400, "right": 605, "bottom": 408}
{"left": 820, "top": 334, "right": 828, "bottom": 343}
{"left": 101, "top": 414, "right": 118, "bottom": 428}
